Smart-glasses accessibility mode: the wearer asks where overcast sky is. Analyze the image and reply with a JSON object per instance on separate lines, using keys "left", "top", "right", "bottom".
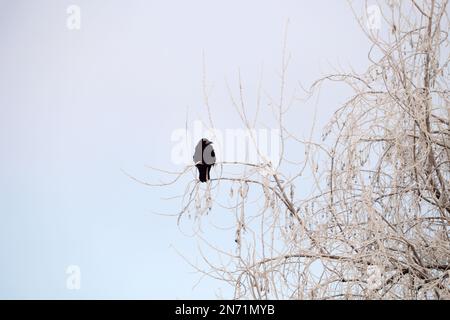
{"left": 0, "top": 0, "right": 374, "bottom": 298}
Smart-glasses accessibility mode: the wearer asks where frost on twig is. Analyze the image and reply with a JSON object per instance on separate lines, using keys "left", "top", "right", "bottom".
{"left": 144, "top": 1, "right": 449, "bottom": 299}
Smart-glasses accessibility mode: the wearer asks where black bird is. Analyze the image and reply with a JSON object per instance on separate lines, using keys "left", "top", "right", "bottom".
{"left": 193, "top": 138, "right": 216, "bottom": 182}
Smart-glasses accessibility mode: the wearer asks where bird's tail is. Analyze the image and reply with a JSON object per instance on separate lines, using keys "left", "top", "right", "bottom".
{"left": 198, "top": 165, "right": 207, "bottom": 183}
{"left": 206, "top": 166, "right": 211, "bottom": 182}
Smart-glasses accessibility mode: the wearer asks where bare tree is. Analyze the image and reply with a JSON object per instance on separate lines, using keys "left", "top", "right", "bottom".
{"left": 143, "top": 0, "right": 449, "bottom": 299}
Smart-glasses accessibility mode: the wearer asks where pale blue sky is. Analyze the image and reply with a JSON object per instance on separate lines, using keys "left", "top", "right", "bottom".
{"left": 0, "top": 0, "right": 372, "bottom": 298}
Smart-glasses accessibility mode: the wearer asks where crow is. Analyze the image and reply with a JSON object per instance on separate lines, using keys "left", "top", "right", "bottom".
{"left": 193, "top": 138, "right": 215, "bottom": 182}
